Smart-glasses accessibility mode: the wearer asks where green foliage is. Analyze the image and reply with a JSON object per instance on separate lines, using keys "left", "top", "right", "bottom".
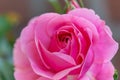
{"left": 0, "top": 16, "right": 11, "bottom": 36}
{"left": 0, "top": 14, "right": 17, "bottom": 80}
{"left": 0, "top": 37, "right": 14, "bottom": 80}
{"left": 48, "top": 0, "right": 63, "bottom": 13}
{"left": 0, "top": 59, "right": 14, "bottom": 80}
{"left": 114, "top": 69, "right": 119, "bottom": 80}
{"left": 78, "top": 0, "right": 84, "bottom": 8}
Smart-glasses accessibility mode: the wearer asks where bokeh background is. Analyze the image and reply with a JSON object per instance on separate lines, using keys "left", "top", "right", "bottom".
{"left": 0, "top": 0, "right": 120, "bottom": 80}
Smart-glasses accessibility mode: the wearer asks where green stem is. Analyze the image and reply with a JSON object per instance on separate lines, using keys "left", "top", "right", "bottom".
{"left": 65, "top": 0, "right": 70, "bottom": 7}
{"left": 65, "top": 0, "right": 79, "bottom": 11}
{"left": 78, "top": 0, "right": 84, "bottom": 7}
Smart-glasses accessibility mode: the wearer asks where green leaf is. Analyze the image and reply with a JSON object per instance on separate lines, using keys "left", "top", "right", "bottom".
{"left": 48, "top": 0, "right": 63, "bottom": 13}
{"left": 0, "top": 37, "right": 12, "bottom": 59}
{"left": 0, "top": 59, "right": 14, "bottom": 80}
{"left": 0, "top": 37, "right": 14, "bottom": 80}
{"left": 114, "top": 69, "right": 119, "bottom": 80}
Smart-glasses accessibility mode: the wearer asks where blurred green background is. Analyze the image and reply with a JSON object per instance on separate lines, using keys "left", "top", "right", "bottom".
{"left": 0, "top": 12, "right": 19, "bottom": 80}
{"left": 0, "top": 0, "right": 120, "bottom": 80}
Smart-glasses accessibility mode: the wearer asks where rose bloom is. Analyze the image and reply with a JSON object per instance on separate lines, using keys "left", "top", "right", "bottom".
{"left": 14, "top": 8, "right": 118, "bottom": 80}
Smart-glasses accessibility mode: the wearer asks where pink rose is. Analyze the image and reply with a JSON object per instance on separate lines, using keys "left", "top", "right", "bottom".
{"left": 14, "top": 8, "right": 118, "bottom": 80}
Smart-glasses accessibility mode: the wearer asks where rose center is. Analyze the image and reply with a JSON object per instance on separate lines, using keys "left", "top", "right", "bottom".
{"left": 57, "top": 30, "right": 72, "bottom": 49}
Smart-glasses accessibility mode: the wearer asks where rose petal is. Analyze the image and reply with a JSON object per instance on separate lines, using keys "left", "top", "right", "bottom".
{"left": 80, "top": 76, "right": 90, "bottom": 80}
{"left": 46, "top": 14, "right": 71, "bottom": 37}
{"left": 53, "top": 65, "right": 81, "bottom": 80}
{"left": 68, "top": 8, "right": 104, "bottom": 29}
{"left": 89, "top": 62, "right": 115, "bottom": 80}
{"left": 79, "top": 28, "right": 94, "bottom": 77}
{"left": 20, "top": 13, "right": 60, "bottom": 79}
{"left": 70, "top": 27, "right": 81, "bottom": 61}
{"left": 105, "top": 25, "right": 112, "bottom": 36}
{"left": 22, "top": 41, "right": 54, "bottom": 79}
{"left": 34, "top": 13, "right": 60, "bottom": 49}
{"left": 45, "top": 15, "right": 95, "bottom": 77}
{"left": 55, "top": 26, "right": 81, "bottom": 61}
{"left": 79, "top": 47, "right": 94, "bottom": 77}
{"left": 46, "top": 14, "right": 96, "bottom": 56}
{"left": 13, "top": 39, "right": 39, "bottom": 80}
{"left": 72, "top": 19, "right": 94, "bottom": 76}
{"left": 20, "top": 17, "right": 46, "bottom": 69}
{"left": 68, "top": 8, "right": 118, "bottom": 63}
{"left": 93, "top": 28, "right": 118, "bottom": 63}
{"left": 37, "top": 77, "right": 51, "bottom": 80}
{"left": 35, "top": 38, "right": 76, "bottom": 72}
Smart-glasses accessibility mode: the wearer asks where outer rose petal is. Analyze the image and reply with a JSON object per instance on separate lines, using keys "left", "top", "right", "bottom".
{"left": 68, "top": 8, "right": 118, "bottom": 63}
{"left": 68, "top": 8, "right": 103, "bottom": 29}
{"left": 92, "top": 28, "right": 118, "bottom": 63}
{"left": 96, "top": 62, "right": 114, "bottom": 80}
{"left": 87, "top": 62, "right": 114, "bottom": 80}
{"left": 32, "top": 13, "right": 60, "bottom": 48}
{"left": 13, "top": 39, "right": 39, "bottom": 80}
{"left": 80, "top": 76, "right": 90, "bottom": 80}
{"left": 105, "top": 26, "right": 112, "bottom": 36}
{"left": 37, "top": 77, "right": 51, "bottom": 80}
{"left": 20, "top": 13, "right": 60, "bottom": 79}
